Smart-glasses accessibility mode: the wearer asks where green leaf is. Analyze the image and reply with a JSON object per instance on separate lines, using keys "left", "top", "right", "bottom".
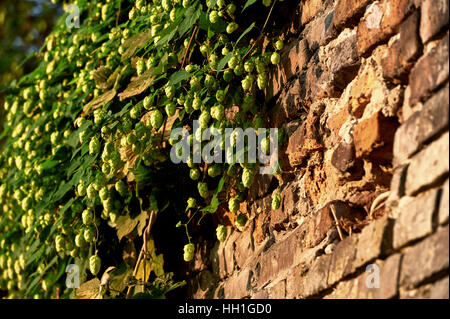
{"left": 235, "top": 22, "right": 255, "bottom": 46}
{"left": 216, "top": 52, "right": 233, "bottom": 73}
{"left": 242, "top": 0, "right": 258, "bottom": 12}
{"left": 169, "top": 70, "right": 190, "bottom": 86}
{"left": 178, "top": 5, "right": 201, "bottom": 37}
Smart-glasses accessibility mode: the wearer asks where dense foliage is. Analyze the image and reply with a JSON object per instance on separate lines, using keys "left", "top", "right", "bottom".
{"left": 0, "top": 0, "right": 287, "bottom": 298}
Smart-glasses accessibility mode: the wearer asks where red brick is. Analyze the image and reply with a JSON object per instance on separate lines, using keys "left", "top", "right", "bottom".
{"left": 328, "top": 235, "right": 358, "bottom": 286}
{"left": 408, "top": 31, "right": 449, "bottom": 106}
{"left": 357, "top": 0, "right": 416, "bottom": 56}
{"left": 381, "top": 11, "right": 422, "bottom": 81}
{"left": 393, "top": 189, "right": 439, "bottom": 249}
{"left": 354, "top": 215, "right": 394, "bottom": 268}
{"left": 405, "top": 130, "right": 449, "bottom": 196}
{"left": 420, "top": 0, "right": 449, "bottom": 44}
{"left": 286, "top": 104, "right": 324, "bottom": 167}
{"left": 333, "top": 0, "right": 374, "bottom": 31}
{"left": 400, "top": 225, "right": 449, "bottom": 289}
{"left": 393, "top": 85, "right": 449, "bottom": 165}
{"left": 353, "top": 111, "right": 399, "bottom": 164}
{"left": 265, "top": 40, "right": 310, "bottom": 100}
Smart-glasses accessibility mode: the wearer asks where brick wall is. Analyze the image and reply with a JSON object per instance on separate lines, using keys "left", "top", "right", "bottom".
{"left": 187, "top": 0, "right": 449, "bottom": 299}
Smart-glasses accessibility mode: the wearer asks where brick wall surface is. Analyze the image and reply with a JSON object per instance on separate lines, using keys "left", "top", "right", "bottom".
{"left": 187, "top": 0, "right": 449, "bottom": 299}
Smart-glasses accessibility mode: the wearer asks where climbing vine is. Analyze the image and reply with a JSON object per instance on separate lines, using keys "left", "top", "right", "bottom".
{"left": 0, "top": 0, "right": 287, "bottom": 298}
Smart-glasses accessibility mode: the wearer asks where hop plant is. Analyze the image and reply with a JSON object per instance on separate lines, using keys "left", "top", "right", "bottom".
{"left": 216, "top": 224, "right": 227, "bottom": 242}
{"left": 272, "top": 192, "right": 281, "bottom": 210}
{"left": 235, "top": 213, "right": 248, "bottom": 228}
{"left": 183, "top": 243, "right": 195, "bottom": 262}
{"left": 228, "top": 197, "right": 240, "bottom": 213}
{"left": 150, "top": 109, "right": 164, "bottom": 130}
{"left": 89, "top": 254, "right": 101, "bottom": 276}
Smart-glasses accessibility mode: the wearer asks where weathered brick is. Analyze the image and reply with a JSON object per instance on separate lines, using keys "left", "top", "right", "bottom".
{"left": 255, "top": 233, "right": 298, "bottom": 288}
{"left": 333, "top": 0, "right": 374, "bottom": 31}
{"left": 323, "top": 275, "right": 361, "bottom": 298}
{"left": 223, "top": 269, "right": 252, "bottom": 299}
{"left": 301, "top": 0, "right": 332, "bottom": 25}
{"left": 286, "top": 105, "right": 324, "bottom": 167}
{"left": 285, "top": 263, "right": 308, "bottom": 298}
{"left": 303, "top": 8, "right": 334, "bottom": 49}
{"left": 381, "top": 11, "right": 422, "bottom": 81}
{"left": 298, "top": 254, "right": 332, "bottom": 297}
{"left": 234, "top": 226, "right": 254, "bottom": 269}
{"left": 265, "top": 40, "right": 310, "bottom": 101}
{"left": 408, "top": 32, "right": 449, "bottom": 106}
{"left": 353, "top": 111, "right": 399, "bottom": 164}
{"left": 328, "top": 235, "right": 358, "bottom": 286}
{"left": 248, "top": 173, "right": 274, "bottom": 201}
{"left": 359, "top": 254, "right": 401, "bottom": 298}
{"left": 306, "top": 29, "right": 361, "bottom": 99}
{"left": 393, "top": 188, "right": 439, "bottom": 249}
{"left": 400, "top": 276, "right": 449, "bottom": 299}
{"left": 251, "top": 289, "right": 269, "bottom": 299}
{"left": 211, "top": 229, "right": 237, "bottom": 279}
{"left": 331, "top": 142, "right": 363, "bottom": 177}
{"left": 393, "top": 85, "right": 449, "bottom": 166}
{"left": 400, "top": 225, "right": 449, "bottom": 289}
{"left": 439, "top": 179, "right": 449, "bottom": 225}
{"left": 270, "top": 182, "right": 300, "bottom": 231}
{"left": 357, "top": 0, "right": 415, "bottom": 56}
{"left": 354, "top": 215, "right": 394, "bottom": 268}
{"left": 420, "top": 0, "right": 449, "bottom": 44}
{"left": 349, "top": 65, "right": 378, "bottom": 118}
{"left": 405, "top": 130, "right": 449, "bottom": 195}
{"left": 267, "top": 279, "right": 286, "bottom": 298}
{"left": 269, "top": 79, "right": 305, "bottom": 127}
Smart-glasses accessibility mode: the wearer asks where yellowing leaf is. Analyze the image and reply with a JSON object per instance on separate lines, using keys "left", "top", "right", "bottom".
{"left": 115, "top": 210, "right": 148, "bottom": 240}
{"left": 75, "top": 278, "right": 102, "bottom": 299}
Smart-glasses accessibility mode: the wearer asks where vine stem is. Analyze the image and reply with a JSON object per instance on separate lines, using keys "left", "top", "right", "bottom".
{"left": 181, "top": 25, "right": 199, "bottom": 70}
{"left": 330, "top": 204, "right": 344, "bottom": 241}
{"left": 242, "top": 0, "right": 277, "bottom": 62}
{"left": 126, "top": 210, "right": 157, "bottom": 298}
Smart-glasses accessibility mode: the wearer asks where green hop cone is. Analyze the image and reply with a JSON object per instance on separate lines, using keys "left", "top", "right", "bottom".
{"left": 216, "top": 224, "right": 227, "bottom": 242}
{"left": 55, "top": 235, "right": 64, "bottom": 253}
{"left": 223, "top": 69, "right": 233, "bottom": 82}
{"left": 89, "top": 255, "right": 101, "bottom": 276}
{"left": 242, "top": 168, "right": 255, "bottom": 188}
{"left": 189, "top": 168, "right": 200, "bottom": 180}
{"left": 235, "top": 213, "right": 248, "bottom": 228}
{"left": 209, "top": 10, "right": 219, "bottom": 23}
{"left": 270, "top": 52, "right": 281, "bottom": 65}
{"left": 165, "top": 102, "right": 176, "bottom": 117}
{"left": 207, "top": 164, "right": 221, "bottom": 178}
{"left": 257, "top": 73, "right": 268, "bottom": 90}
{"left": 274, "top": 39, "right": 284, "bottom": 51}
{"left": 211, "top": 104, "right": 224, "bottom": 121}
{"left": 198, "top": 182, "right": 209, "bottom": 199}
{"left": 89, "top": 137, "right": 100, "bottom": 155}
{"left": 75, "top": 233, "right": 86, "bottom": 248}
{"left": 226, "top": 22, "right": 238, "bottom": 34}
{"left": 82, "top": 209, "right": 94, "bottom": 226}
{"left": 115, "top": 180, "right": 127, "bottom": 197}
{"left": 272, "top": 193, "right": 281, "bottom": 210}
{"left": 165, "top": 85, "right": 176, "bottom": 100}
{"left": 228, "top": 197, "right": 240, "bottom": 213}
{"left": 83, "top": 227, "right": 96, "bottom": 243}
{"left": 199, "top": 111, "right": 210, "bottom": 128}
{"left": 183, "top": 243, "right": 195, "bottom": 262}
{"left": 150, "top": 109, "right": 164, "bottom": 130}
{"left": 187, "top": 197, "right": 197, "bottom": 209}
